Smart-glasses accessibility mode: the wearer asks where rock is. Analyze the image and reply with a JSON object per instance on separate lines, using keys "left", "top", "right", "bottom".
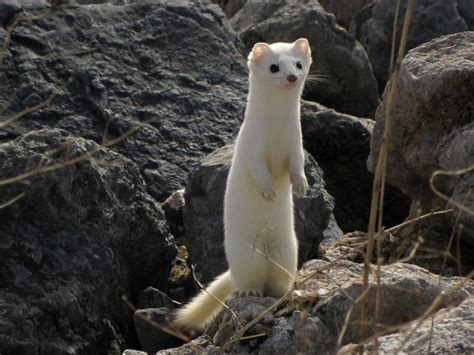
{"left": 0, "top": 129, "right": 176, "bottom": 354}
{"left": 358, "top": 296, "right": 474, "bottom": 354}
{"left": 165, "top": 258, "right": 472, "bottom": 353}
{"left": 319, "top": 0, "right": 372, "bottom": 30}
{"left": 212, "top": 0, "right": 247, "bottom": 19}
{"left": 138, "top": 287, "right": 175, "bottom": 310}
{"left": 458, "top": 0, "right": 474, "bottom": 30}
{"left": 0, "top": 0, "right": 247, "bottom": 200}
{"left": 161, "top": 189, "right": 186, "bottom": 240}
{"left": 351, "top": 0, "right": 469, "bottom": 87}
{"left": 322, "top": 222, "right": 474, "bottom": 277}
{"left": 134, "top": 308, "right": 180, "bottom": 353}
{"left": 227, "top": 0, "right": 380, "bottom": 118}
{"left": 205, "top": 295, "right": 334, "bottom": 354}
{"left": 300, "top": 259, "right": 473, "bottom": 348}
{"left": 183, "top": 144, "right": 342, "bottom": 283}
{"left": 367, "top": 32, "right": 474, "bottom": 244}
{"left": 122, "top": 350, "right": 147, "bottom": 355}
{"left": 207, "top": 295, "right": 277, "bottom": 346}
{"left": 301, "top": 100, "right": 411, "bottom": 232}
{"left": 156, "top": 335, "right": 214, "bottom": 355}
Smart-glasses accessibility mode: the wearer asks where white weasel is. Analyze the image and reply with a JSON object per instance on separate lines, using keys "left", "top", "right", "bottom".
{"left": 174, "top": 38, "right": 312, "bottom": 331}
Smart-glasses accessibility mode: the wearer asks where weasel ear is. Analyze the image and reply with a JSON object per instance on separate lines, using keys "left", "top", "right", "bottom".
{"left": 249, "top": 42, "right": 271, "bottom": 64}
{"left": 294, "top": 38, "right": 311, "bottom": 57}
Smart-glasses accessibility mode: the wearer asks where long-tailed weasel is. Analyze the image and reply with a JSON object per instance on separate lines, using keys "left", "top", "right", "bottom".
{"left": 174, "top": 38, "right": 312, "bottom": 331}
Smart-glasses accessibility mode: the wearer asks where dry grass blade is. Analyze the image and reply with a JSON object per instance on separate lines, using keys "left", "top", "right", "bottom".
{"left": 220, "top": 251, "right": 355, "bottom": 352}
{"left": 337, "top": 287, "right": 371, "bottom": 349}
{"left": 0, "top": 14, "right": 21, "bottom": 67}
{"left": 430, "top": 165, "right": 474, "bottom": 217}
{"left": 336, "top": 271, "right": 474, "bottom": 354}
{"left": 389, "top": 0, "right": 402, "bottom": 75}
{"left": 0, "top": 79, "right": 72, "bottom": 128}
{"left": 359, "top": 0, "right": 416, "bottom": 349}
{"left": 0, "top": 116, "right": 158, "bottom": 187}
{"left": 190, "top": 265, "right": 243, "bottom": 329}
{"left": 392, "top": 270, "right": 473, "bottom": 355}
{"left": 248, "top": 244, "right": 295, "bottom": 282}
{"left": 385, "top": 209, "right": 452, "bottom": 233}
{"left": 427, "top": 189, "right": 471, "bottom": 353}
{"left": 220, "top": 288, "right": 293, "bottom": 352}
{"left": 0, "top": 192, "right": 25, "bottom": 209}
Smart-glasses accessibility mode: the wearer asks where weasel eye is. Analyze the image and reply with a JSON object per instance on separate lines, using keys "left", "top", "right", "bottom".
{"left": 296, "top": 61, "right": 303, "bottom": 70}
{"left": 269, "top": 64, "right": 279, "bottom": 73}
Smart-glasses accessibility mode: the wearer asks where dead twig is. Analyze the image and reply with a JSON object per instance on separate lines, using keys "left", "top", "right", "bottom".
{"left": 0, "top": 192, "right": 25, "bottom": 209}
{"left": 190, "top": 265, "right": 243, "bottom": 329}
{"left": 0, "top": 14, "right": 21, "bottom": 66}
{"left": 359, "top": 1, "right": 416, "bottom": 349}
{"left": 0, "top": 79, "right": 72, "bottom": 128}
{"left": 430, "top": 166, "right": 474, "bottom": 217}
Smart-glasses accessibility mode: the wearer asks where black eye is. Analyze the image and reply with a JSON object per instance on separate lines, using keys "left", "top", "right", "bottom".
{"left": 296, "top": 61, "right": 303, "bottom": 70}
{"left": 269, "top": 64, "right": 279, "bottom": 73}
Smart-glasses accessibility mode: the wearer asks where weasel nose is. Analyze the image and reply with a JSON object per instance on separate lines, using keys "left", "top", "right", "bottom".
{"left": 287, "top": 74, "right": 297, "bottom": 83}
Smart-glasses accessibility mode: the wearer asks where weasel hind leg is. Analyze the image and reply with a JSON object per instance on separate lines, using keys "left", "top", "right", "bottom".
{"left": 227, "top": 238, "right": 268, "bottom": 297}
{"left": 264, "top": 234, "right": 298, "bottom": 298}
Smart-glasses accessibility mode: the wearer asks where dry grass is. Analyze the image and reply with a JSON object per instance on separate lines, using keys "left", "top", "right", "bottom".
{"left": 358, "top": 1, "right": 416, "bottom": 350}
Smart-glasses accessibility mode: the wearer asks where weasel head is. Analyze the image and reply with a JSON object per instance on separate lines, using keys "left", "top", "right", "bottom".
{"left": 247, "top": 38, "right": 312, "bottom": 91}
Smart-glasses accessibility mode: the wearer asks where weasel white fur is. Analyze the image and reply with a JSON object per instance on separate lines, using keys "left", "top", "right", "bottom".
{"left": 174, "top": 38, "right": 312, "bottom": 331}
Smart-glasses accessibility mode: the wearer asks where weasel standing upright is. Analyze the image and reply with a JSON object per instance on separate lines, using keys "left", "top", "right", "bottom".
{"left": 174, "top": 38, "right": 312, "bottom": 331}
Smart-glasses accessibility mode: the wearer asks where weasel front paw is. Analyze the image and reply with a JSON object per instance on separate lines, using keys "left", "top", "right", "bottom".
{"left": 291, "top": 173, "right": 308, "bottom": 197}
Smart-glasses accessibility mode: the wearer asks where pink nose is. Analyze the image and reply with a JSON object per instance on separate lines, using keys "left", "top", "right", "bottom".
{"left": 287, "top": 74, "right": 297, "bottom": 83}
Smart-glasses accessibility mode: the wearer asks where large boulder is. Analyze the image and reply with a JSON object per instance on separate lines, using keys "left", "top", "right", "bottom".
{"left": 353, "top": 296, "right": 474, "bottom": 354}
{"left": 302, "top": 259, "right": 473, "bottom": 347}
{"left": 301, "top": 100, "right": 411, "bottom": 232}
{"left": 351, "top": 0, "right": 470, "bottom": 87}
{"left": 0, "top": 0, "right": 247, "bottom": 200}
{"left": 319, "top": 0, "right": 372, "bottom": 30}
{"left": 183, "top": 144, "right": 342, "bottom": 283}
{"left": 0, "top": 129, "right": 176, "bottom": 354}
{"left": 221, "top": 0, "right": 380, "bottom": 118}
{"left": 367, "top": 32, "right": 474, "bottom": 244}
{"left": 159, "top": 259, "right": 473, "bottom": 353}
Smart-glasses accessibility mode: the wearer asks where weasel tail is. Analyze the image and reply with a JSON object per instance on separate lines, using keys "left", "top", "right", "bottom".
{"left": 173, "top": 270, "right": 235, "bottom": 330}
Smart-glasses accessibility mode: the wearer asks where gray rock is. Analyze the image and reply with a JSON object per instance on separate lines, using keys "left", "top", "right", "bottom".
{"left": 161, "top": 258, "right": 472, "bottom": 353}
{"left": 458, "top": 0, "right": 474, "bottom": 30}
{"left": 161, "top": 189, "right": 186, "bottom": 240}
{"left": 367, "top": 32, "right": 474, "bottom": 244}
{"left": 207, "top": 295, "right": 277, "bottom": 346}
{"left": 227, "top": 0, "right": 380, "bottom": 118}
{"left": 138, "top": 287, "right": 175, "bottom": 310}
{"left": 351, "top": 0, "right": 469, "bottom": 86}
{"left": 134, "top": 308, "right": 179, "bottom": 353}
{"left": 301, "top": 100, "right": 411, "bottom": 232}
{"left": 212, "top": 0, "right": 247, "bottom": 19}
{"left": 299, "top": 259, "right": 473, "bottom": 348}
{"left": 0, "top": 129, "right": 176, "bottom": 354}
{"left": 319, "top": 0, "right": 372, "bottom": 30}
{"left": 0, "top": 0, "right": 247, "bottom": 201}
{"left": 343, "top": 296, "right": 474, "bottom": 354}
{"left": 166, "top": 260, "right": 474, "bottom": 354}
{"left": 122, "top": 350, "right": 147, "bottom": 355}
{"left": 183, "top": 144, "right": 342, "bottom": 283}
{"left": 156, "top": 335, "right": 214, "bottom": 355}
{"left": 204, "top": 295, "right": 335, "bottom": 354}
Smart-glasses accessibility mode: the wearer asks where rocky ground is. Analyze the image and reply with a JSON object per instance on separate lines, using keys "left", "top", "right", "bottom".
{"left": 0, "top": 0, "right": 472, "bottom": 354}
